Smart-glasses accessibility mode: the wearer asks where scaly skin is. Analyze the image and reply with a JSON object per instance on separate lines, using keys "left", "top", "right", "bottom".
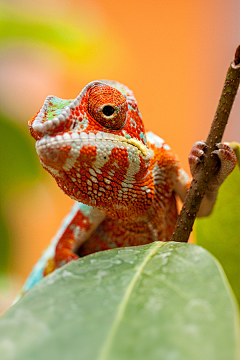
{"left": 19, "top": 80, "right": 236, "bottom": 296}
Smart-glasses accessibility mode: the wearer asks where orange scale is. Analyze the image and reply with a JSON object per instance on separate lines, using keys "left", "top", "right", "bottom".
{"left": 101, "top": 172, "right": 109, "bottom": 179}
{"left": 90, "top": 147, "right": 97, "bottom": 154}
{"left": 115, "top": 173, "right": 123, "bottom": 180}
{"left": 59, "top": 170, "right": 65, "bottom": 176}
{"left": 73, "top": 187, "right": 79, "bottom": 195}
{"left": 105, "top": 183, "right": 112, "bottom": 189}
{"left": 97, "top": 174, "right": 103, "bottom": 182}
{"left": 80, "top": 146, "right": 88, "bottom": 153}
{"left": 100, "top": 201, "right": 107, "bottom": 208}
{"left": 96, "top": 125, "right": 103, "bottom": 131}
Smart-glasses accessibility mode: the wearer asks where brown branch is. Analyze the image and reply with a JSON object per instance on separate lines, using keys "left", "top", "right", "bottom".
{"left": 171, "top": 45, "right": 240, "bottom": 243}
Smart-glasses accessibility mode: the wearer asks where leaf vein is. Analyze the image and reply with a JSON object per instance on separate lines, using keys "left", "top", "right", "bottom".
{"left": 97, "top": 241, "right": 164, "bottom": 360}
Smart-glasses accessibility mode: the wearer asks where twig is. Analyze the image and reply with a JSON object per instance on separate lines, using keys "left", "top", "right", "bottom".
{"left": 171, "top": 45, "right": 240, "bottom": 243}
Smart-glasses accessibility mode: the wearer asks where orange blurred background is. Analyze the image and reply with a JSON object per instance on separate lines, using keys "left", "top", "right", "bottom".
{"left": 0, "top": 0, "right": 239, "bottom": 309}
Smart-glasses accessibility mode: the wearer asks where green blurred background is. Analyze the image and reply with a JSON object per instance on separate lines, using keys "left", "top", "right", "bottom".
{"left": 0, "top": 0, "right": 239, "bottom": 312}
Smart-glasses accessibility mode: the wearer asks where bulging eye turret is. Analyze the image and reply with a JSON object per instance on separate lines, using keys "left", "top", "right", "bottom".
{"left": 88, "top": 85, "right": 128, "bottom": 130}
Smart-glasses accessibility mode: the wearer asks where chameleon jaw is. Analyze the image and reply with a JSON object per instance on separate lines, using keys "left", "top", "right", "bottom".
{"left": 36, "top": 131, "right": 149, "bottom": 158}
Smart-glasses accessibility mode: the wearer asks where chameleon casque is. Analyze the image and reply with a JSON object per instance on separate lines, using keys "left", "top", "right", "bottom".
{"left": 21, "top": 80, "right": 236, "bottom": 295}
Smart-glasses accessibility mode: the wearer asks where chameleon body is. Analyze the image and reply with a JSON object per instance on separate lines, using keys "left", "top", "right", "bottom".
{"left": 20, "top": 80, "right": 236, "bottom": 295}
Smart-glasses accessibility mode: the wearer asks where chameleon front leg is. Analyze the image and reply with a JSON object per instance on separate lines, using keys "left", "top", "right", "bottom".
{"left": 44, "top": 202, "right": 105, "bottom": 275}
{"left": 174, "top": 141, "right": 236, "bottom": 217}
{"left": 17, "top": 202, "right": 105, "bottom": 298}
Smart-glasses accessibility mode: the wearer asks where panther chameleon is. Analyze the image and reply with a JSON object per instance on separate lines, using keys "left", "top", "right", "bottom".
{"left": 19, "top": 80, "right": 236, "bottom": 296}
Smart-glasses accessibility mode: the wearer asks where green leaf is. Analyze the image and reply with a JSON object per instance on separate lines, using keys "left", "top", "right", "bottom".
{"left": 0, "top": 242, "right": 238, "bottom": 360}
{"left": 194, "top": 148, "right": 240, "bottom": 305}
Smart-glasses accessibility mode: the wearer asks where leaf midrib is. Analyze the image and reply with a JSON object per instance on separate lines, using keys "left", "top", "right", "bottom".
{"left": 97, "top": 241, "right": 165, "bottom": 360}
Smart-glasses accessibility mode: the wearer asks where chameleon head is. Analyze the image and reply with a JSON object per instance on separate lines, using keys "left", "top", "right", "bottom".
{"left": 29, "top": 80, "right": 153, "bottom": 215}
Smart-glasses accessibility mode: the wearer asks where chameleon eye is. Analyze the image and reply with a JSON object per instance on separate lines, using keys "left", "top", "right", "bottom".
{"left": 88, "top": 85, "right": 128, "bottom": 130}
{"left": 102, "top": 105, "right": 115, "bottom": 117}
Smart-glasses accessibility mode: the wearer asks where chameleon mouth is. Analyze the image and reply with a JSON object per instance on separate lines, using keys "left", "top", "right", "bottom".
{"left": 36, "top": 131, "right": 149, "bottom": 157}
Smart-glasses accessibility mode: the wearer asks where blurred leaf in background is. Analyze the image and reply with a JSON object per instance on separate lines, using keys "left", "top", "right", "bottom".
{"left": 0, "top": 1, "right": 95, "bottom": 67}
{"left": 0, "top": 114, "right": 41, "bottom": 274}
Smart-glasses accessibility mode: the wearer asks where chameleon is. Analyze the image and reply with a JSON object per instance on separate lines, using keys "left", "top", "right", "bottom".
{"left": 19, "top": 80, "right": 236, "bottom": 296}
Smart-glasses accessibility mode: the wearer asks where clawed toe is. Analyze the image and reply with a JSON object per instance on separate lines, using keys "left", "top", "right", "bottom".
{"left": 211, "top": 143, "right": 236, "bottom": 176}
{"left": 189, "top": 141, "right": 207, "bottom": 175}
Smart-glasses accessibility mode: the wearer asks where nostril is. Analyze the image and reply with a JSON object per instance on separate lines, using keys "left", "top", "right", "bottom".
{"left": 71, "top": 119, "right": 78, "bottom": 129}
